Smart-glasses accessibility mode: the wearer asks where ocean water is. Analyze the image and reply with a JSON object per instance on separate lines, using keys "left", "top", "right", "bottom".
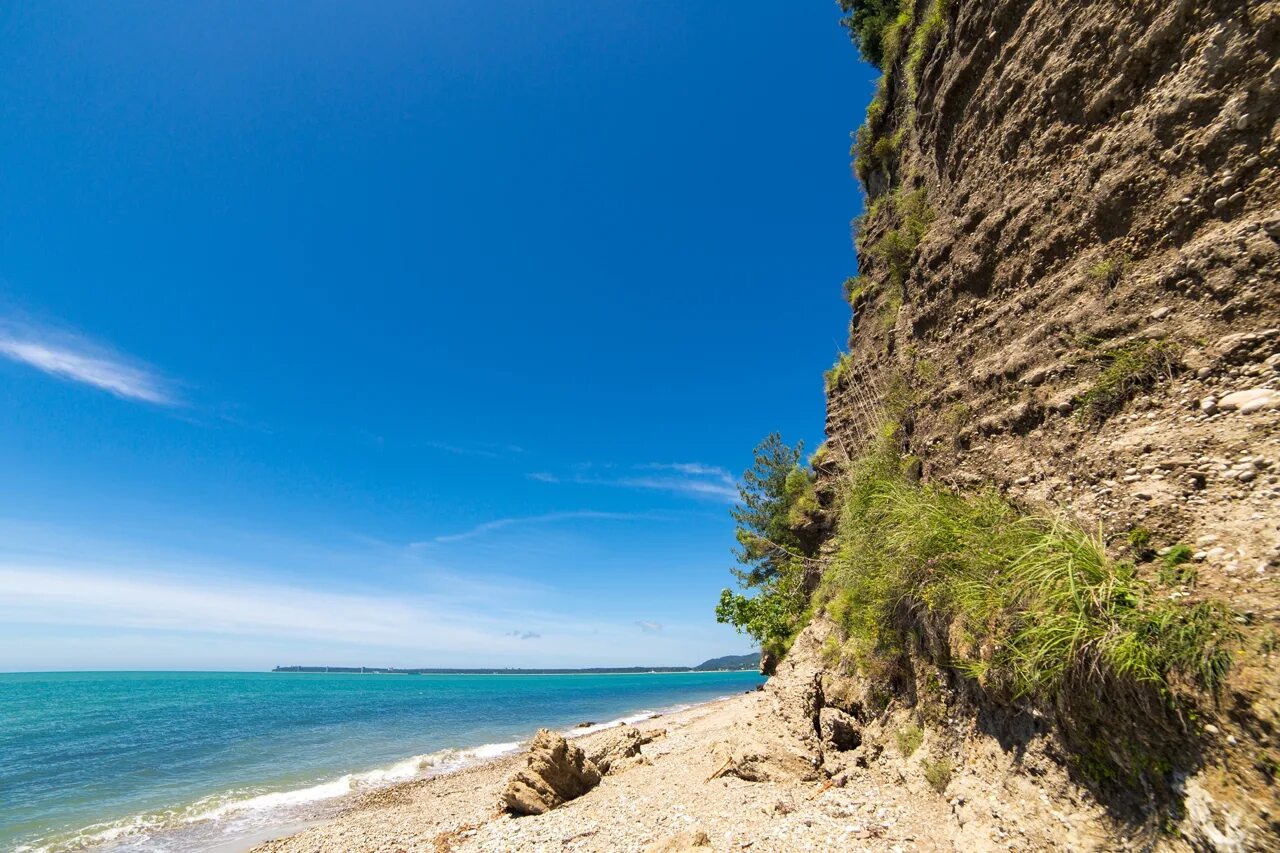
{"left": 0, "top": 670, "right": 765, "bottom": 852}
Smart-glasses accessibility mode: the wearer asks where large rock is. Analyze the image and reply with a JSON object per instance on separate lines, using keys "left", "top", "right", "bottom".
{"left": 586, "top": 725, "right": 645, "bottom": 775}
{"left": 764, "top": 619, "right": 828, "bottom": 757}
{"left": 818, "top": 706, "right": 861, "bottom": 752}
{"left": 719, "top": 738, "right": 821, "bottom": 783}
{"left": 500, "top": 729, "right": 602, "bottom": 816}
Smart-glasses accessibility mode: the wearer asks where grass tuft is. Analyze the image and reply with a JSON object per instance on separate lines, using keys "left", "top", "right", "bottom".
{"left": 924, "top": 757, "right": 953, "bottom": 792}
{"left": 1088, "top": 254, "right": 1128, "bottom": 288}
{"left": 819, "top": 437, "right": 1239, "bottom": 783}
{"left": 1077, "top": 339, "right": 1179, "bottom": 423}
{"left": 1158, "top": 544, "right": 1197, "bottom": 586}
{"left": 1127, "top": 527, "right": 1153, "bottom": 558}
{"left": 897, "top": 723, "right": 923, "bottom": 757}
{"left": 825, "top": 352, "right": 855, "bottom": 391}
{"left": 905, "top": 0, "right": 949, "bottom": 102}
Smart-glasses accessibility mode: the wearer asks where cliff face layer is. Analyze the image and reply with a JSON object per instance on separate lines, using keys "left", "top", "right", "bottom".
{"left": 804, "top": 0, "right": 1280, "bottom": 848}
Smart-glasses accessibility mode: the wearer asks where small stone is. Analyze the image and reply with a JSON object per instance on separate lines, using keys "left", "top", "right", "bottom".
{"left": 1200, "top": 397, "right": 1218, "bottom": 414}
{"left": 1219, "top": 389, "right": 1275, "bottom": 411}
{"left": 1240, "top": 395, "right": 1279, "bottom": 414}
{"left": 1197, "top": 367, "right": 1213, "bottom": 380}
{"left": 1229, "top": 191, "right": 1245, "bottom": 205}
{"left": 1239, "top": 469, "right": 1257, "bottom": 483}
{"left": 1214, "top": 197, "right": 1230, "bottom": 212}
{"left": 1236, "top": 113, "right": 1251, "bottom": 130}
{"left": 1204, "top": 723, "right": 1220, "bottom": 735}
{"left": 1150, "top": 306, "right": 1172, "bottom": 320}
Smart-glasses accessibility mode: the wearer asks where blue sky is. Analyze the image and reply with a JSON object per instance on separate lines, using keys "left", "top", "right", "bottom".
{"left": 0, "top": 1, "right": 875, "bottom": 670}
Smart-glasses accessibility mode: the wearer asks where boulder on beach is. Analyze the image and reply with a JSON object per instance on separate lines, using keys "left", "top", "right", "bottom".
{"left": 586, "top": 725, "right": 644, "bottom": 775}
{"left": 818, "top": 707, "right": 861, "bottom": 752}
{"left": 500, "top": 729, "right": 602, "bottom": 816}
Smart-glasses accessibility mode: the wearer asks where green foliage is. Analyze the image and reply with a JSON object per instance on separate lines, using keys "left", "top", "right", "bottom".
{"left": 942, "top": 401, "right": 971, "bottom": 427}
{"left": 870, "top": 187, "right": 935, "bottom": 299}
{"left": 905, "top": 0, "right": 949, "bottom": 101}
{"left": 717, "top": 435, "right": 819, "bottom": 658}
{"left": 838, "top": 0, "right": 903, "bottom": 69}
{"left": 842, "top": 276, "right": 867, "bottom": 306}
{"left": 852, "top": 79, "right": 893, "bottom": 186}
{"left": 1088, "top": 254, "right": 1128, "bottom": 288}
{"left": 825, "top": 352, "right": 855, "bottom": 391}
{"left": 924, "top": 757, "right": 953, "bottom": 792}
{"left": 1077, "top": 339, "right": 1179, "bottom": 423}
{"left": 896, "top": 722, "right": 923, "bottom": 757}
{"left": 1128, "top": 527, "right": 1155, "bottom": 562}
{"left": 1158, "top": 544, "right": 1197, "bottom": 586}
{"left": 818, "top": 439, "right": 1239, "bottom": 781}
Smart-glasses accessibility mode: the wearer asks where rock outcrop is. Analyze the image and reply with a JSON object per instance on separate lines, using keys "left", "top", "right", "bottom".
{"left": 584, "top": 724, "right": 663, "bottom": 775}
{"left": 809, "top": 0, "right": 1280, "bottom": 847}
{"left": 499, "top": 729, "right": 601, "bottom": 816}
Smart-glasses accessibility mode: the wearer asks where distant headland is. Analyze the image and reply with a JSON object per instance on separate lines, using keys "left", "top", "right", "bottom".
{"left": 272, "top": 653, "right": 760, "bottom": 675}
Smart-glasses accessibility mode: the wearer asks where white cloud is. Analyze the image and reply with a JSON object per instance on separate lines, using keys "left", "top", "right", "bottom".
{"left": 0, "top": 319, "right": 175, "bottom": 405}
{"left": 424, "top": 442, "right": 525, "bottom": 459}
{"left": 530, "top": 462, "right": 740, "bottom": 503}
{"left": 424, "top": 510, "right": 649, "bottom": 545}
{"left": 0, "top": 558, "right": 744, "bottom": 671}
{"left": 0, "top": 564, "right": 477, "bottom": 647}
{"left": 614, "top": 474, "right": 737, "bottom": 502}
{"left": 611, "top": 462, "right": 738, "bottom": 502}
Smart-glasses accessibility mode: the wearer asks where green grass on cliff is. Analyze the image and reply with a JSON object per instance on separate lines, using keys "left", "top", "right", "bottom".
{"left": 905, "top": 0, "right": 948, "bottom": 101}
{"left": 1077, "top": 339, "right": 1179, "bottom": 423}
{"left": 820, "top": 438, "right": 1236, "bottom": 704}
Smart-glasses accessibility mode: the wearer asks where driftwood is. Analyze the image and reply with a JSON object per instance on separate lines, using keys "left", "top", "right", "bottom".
{"left": 704, "top": 757, "right": 734, "bottom": 782}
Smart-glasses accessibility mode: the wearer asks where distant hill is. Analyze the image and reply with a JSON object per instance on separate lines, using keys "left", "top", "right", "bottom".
{"left": 692, "top": 653, "right": 760, "bottom": 671}
{"left": 273, "top": 654, "right": 763, "bottom": 675}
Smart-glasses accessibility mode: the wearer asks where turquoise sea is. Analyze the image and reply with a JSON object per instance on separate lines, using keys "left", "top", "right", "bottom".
{"left": 0, "top": 670, "right": 765, "bottom": 852}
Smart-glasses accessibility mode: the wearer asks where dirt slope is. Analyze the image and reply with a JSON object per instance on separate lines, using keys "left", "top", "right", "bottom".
{"left": 813, "top": 0, "right": 1280, "bottom": 848}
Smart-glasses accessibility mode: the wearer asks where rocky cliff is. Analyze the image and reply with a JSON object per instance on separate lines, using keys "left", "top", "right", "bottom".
{"left": 779, "top": 0, "right": 1280, "bottom": 849}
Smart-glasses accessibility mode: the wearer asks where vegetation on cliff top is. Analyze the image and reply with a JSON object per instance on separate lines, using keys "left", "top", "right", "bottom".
{"left": 716, "top": 434, "right": 819, "bottom": 659}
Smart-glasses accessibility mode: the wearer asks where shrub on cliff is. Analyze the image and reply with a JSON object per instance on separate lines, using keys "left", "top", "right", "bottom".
{"left": 820, "top": 434, "right": 1239, "bottom": 781}
{"left": 716, "top": 434, "right": 819, "bottom": 658}
{"left": 838, "top": 0, "right": 902, "bottom": 69}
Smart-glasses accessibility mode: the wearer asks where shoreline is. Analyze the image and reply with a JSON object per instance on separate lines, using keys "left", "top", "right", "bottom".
{"left": 247, "top": 684, "right": 964, "bottom": 853}
{"left": 249, "top": 693, "right": 762, "bottom": 853}
{"left": 25, "top": 690, "right": 749, "bottom": 853}
{"left": 240, "top": 695, "right": 747, "bottom": 852}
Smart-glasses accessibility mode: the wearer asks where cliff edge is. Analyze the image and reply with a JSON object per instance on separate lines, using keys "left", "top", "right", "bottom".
{"left": 763, "top": 0, "right": 1279, "bottom": 849}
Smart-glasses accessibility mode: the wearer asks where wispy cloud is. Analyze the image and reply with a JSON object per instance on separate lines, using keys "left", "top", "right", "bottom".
{"left": 507, "top": 629, "right": 541, "bottom": 640}
{"left": 424, "top": 441, "right": 524, "bottom": 459}
{"left": 635, "top": 620, "right": 663, "bottom": 634}
{"left": 422, "top": 510, "right": 651, "bottom": 545}
{"left": 0, "top": 318, "right": 176, "bottom": 405}
{"left": 530, "top": 462, "right": 739, "bottom": 503}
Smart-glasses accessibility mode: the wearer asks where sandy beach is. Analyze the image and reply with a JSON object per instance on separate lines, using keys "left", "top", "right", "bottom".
{"left": 249, "top": 690, "right": 953, "bottom": 853}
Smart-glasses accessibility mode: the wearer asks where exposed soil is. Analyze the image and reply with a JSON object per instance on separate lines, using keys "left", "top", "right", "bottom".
{"left": 823, "top": 0, "right": 1280, "bottom": 848}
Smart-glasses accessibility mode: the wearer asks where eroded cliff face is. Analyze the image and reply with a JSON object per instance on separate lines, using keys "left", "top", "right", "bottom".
{"left": 802, "top": 0, "right": 1280, "bottom": 848}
